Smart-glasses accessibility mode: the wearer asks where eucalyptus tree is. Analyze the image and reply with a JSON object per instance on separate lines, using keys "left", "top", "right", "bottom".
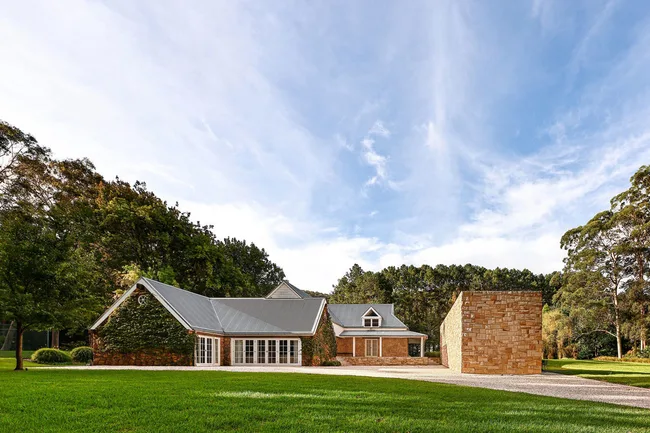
{"left": 559, "top": 211, "right": 627, "bottom": 358}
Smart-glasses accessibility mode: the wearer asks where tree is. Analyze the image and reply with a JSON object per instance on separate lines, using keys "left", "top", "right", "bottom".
{"left": 611, "top": 165, "right": 650, "bottom": 350}
{"left": 329, "top": 264, "right": 392, "bottom": 304}
{"left": 558, "top": 211, "right": 627, "bottom": 358}
{"left": 0, "top": 209, "right": 104, "bottom": 370}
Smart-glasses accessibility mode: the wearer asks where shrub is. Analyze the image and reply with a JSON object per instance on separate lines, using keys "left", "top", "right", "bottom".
{"left": 595, "top": 356, "right": 650, "bottom": 364}
{"left": 70, "top": 346, "right": 94, "bottom": 364}
{"left": 425, "top": 351, "right": 440, "bottom": 358}
{"left": 31, "top": 348, "right": 72, "bottom": 364}
{"left": 320, "top": 360, "right": 341, "bottom": 366}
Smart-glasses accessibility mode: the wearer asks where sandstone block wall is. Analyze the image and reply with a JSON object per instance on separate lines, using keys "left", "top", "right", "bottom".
{"left": 338, "top": 356, "right": 440, "bottom": 366}
{"left": 440, "top": 291, "right": 542, "bottom": 375}
{"left": 382, "top": 338, "right": 408, "bottom": 357}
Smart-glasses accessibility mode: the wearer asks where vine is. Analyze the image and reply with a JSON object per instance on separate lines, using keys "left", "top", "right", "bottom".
{"left": 97, "top": 291, "right": 195, "bottom": 355}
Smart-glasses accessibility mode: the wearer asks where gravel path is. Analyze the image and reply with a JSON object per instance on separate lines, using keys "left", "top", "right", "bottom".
{"left": 51, "top": 365, "right": 650, "bottom": 410}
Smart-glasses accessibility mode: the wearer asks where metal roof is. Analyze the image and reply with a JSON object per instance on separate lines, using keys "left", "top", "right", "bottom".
{"left": 211, "top": 298, "right": 324, "bottom": 335}
{"left": 142, "top": 278, "right": 224, "bottom": 334}
{"left": 328, "top": 304, "right": 408, "bottom": 328}
{"left": 339, "top": 330, "right": 427, "bottom": 338}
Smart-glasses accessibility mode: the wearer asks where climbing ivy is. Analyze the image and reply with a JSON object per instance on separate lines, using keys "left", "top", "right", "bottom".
{"left": 97, "top": 292, "right": 195, "bottom": 355}
{"left": 302, "top": 308, "right": 337, "bottom": 365}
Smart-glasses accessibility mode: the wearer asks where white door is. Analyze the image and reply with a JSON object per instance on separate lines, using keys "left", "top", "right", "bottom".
{"left": 196, "top": 336, "right": 220, "bottom": 366}
{"left": 365, "top": 339, "right": 379, "bottom": 357}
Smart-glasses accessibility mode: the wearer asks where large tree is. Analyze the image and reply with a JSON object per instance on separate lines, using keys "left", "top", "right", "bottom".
{"left": 558, "top": 211, "right": 627, "bottom": 358}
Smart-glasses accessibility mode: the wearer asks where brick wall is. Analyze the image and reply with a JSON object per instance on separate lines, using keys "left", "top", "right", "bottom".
{"left": 221, "top": 337, "right": 231, "bottom": 366}
{"left": 338, "top": 356, "right": 440, "bottom": 366}
{"left": 90, "top": 332, "right": 193, "bottom": 366}
{"left": 302, "top": 305, "right": 337, "bottom": 366}
{"left": 440, "top": 291, "right": 542, "bottom": 375}
{"left": 382, "top": 338, "right": 408, "bottom": 357}
{"left": 336, "top": 337, "right": 353, "bottom": 356}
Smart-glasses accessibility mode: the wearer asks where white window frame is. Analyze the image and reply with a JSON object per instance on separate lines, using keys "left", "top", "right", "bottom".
{"left": 231, "top": 338, "right": 302, "bottom": 366}
{"left": 365, "top": 338, "right": 379, "bottom": 357}
{"left": 362, "top": 307, "right": 382, "bottom": 328}
{"left": 195, "top": 335, "right": 220, "bottom": 366}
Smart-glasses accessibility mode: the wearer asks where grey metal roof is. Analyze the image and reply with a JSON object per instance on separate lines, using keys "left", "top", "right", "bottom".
{"left": 142, "top": 278, "right": 223, "bottom": 334}
{"left": 339, "top": 330, "right": 427, "bottom": 338}
{"left": 211, "top": 298, "right": 324, "bottom": 335}
{"left": 328, "top": 304, "right": 408, "bottom": 328}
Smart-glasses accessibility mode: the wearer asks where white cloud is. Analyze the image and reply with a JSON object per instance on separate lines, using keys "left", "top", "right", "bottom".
{"left": 368, "top": 120, "right": 391, "bottom": 138}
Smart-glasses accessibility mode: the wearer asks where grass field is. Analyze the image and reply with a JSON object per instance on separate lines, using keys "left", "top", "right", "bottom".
{"left": 0, "top": 355, "right": 648, "bottom": 432}
{"left": 546, "top": 359, "right": 650, "bottom": 388}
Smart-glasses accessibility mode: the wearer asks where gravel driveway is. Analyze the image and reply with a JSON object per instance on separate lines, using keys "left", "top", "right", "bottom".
{"left": 55, "top": 364, "right": 650, "bottom": 410}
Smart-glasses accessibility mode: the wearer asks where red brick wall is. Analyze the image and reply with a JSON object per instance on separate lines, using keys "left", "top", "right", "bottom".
{"left": 382, "top": 338, "right": 408, "bottom": 357}
{"left": 221, "top": 337, "right": 231, "bottom": 366}
{"left": 336, "top": 337, "right": 353, "bottom": 356}
{"left": 461, "top": 291, "right": 542, "bottom": 374}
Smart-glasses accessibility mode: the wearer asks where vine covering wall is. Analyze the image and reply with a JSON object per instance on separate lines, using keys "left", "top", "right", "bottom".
{"left": 301, "top": 305, "right": 337, "bottom": 365}
{"left": 96, "top": 289, "right": 195, "bottom": 357}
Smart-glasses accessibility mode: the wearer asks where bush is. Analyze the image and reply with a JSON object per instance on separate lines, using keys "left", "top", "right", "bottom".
{"left": 31, "top": 348, "right": 72, "bottom": 364}
{"left": 595, "top": 356, "right": 650, "bottom": 364}
{"left": 425, "top": 351, "right": 440, "bottom": 358}
{"left": 320, "top": 360, "right": 341, "bottom": 366}
{"left": 70, "top": 346, "right": 94, "bottom": 363}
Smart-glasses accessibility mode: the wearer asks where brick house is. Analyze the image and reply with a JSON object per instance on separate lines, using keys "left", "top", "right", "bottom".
{"left": 90, "top": 278, "right": 424, "bottom": 366}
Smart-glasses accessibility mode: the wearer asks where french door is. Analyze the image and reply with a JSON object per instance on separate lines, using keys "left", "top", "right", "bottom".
{"left": 232, "top": 338, "right": 300, "bottom": 365}
{"left": 365, "top": 339, "right": 379, "bottom": 357}
{"left": 196, "top": 336, "right": 220, "bottom": 366}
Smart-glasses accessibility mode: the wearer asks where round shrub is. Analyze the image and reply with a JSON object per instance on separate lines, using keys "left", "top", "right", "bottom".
{"left": 70, "top": 346, "right": 94, "bottom": 363}
{"left": 425, "top": 351, "right": 440, "bottom": 358}
{"left": 31, "top": 348, "right": 72, "bottom": 364}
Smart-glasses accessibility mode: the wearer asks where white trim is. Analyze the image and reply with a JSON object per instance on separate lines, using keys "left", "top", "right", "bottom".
{"left": 265, "top": 281, "right": 301, "bottom": 299}
{"left": 380, "top": 337, "right": 383, "bottom": 357}
{"left": 353, "top": 337, "right": 356, "bottom": 357}
{"left": 230, "top": 338, "right": 302, "bottom": 366}
{"left": 195, "top": 335, "right": 220, "bottom": 366}
{"left": 89, "top": 278, "right": 192, "bottom": 331}
{"left": 365, "top": 338, "right": 379, "bottom": 357}
{"left": 361, "top": 307, "right": 382, "bottom": 328}
{"left": 90, "top": 284, "right": 138, "bottom": 330}
{"left": 362, "top": 306, "right": 381, "bottom": 317}
{"left": 309, "top": 299, "right": 327, "bottom": 335}
{"left": 420, "top": 337, "right": 424, "bottom": 358}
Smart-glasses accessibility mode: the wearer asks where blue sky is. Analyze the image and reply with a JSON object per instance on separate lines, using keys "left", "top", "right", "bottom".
{"left": 2, "top": 0, "right": 650, "bottom": 291}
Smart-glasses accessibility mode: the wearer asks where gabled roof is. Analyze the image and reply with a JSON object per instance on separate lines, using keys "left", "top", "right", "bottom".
{"left": 90, "top": 278, "right": 324, "bottom": 336}
{"left": 265, "top": 280, "right": 312, "bottom": 299}
{"left": 328, "top": 304, "right": 408, "bottom": 329}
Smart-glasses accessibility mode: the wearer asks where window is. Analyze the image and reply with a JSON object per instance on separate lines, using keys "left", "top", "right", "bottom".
{"left": 234, "top": 340, "right": 244, "bottom": 364}
{"left": 258, "top": 340, "right": 266, "bottom": 364}
{"left": 196, "top": 336, "right": 219, "bottom": 365}
{"left": 363, "top": 318, "right": 380, "bottom": 327}
{"left": 268, "top": 340, "right": 276, "bottom": 364}
{"left": 362, "top": 308, "right": 382, "bottom": 327}
{"left": 279, "top": 340, "right": 288, "bottom": 364}
{"left": 289, "top": 340, "right": 298, "bottom": 364}
{"left": 245, "top": 340, "right": 255, "bottom": 364}
{"left": 365, "top": 339, "right": 379, "bottom": 357}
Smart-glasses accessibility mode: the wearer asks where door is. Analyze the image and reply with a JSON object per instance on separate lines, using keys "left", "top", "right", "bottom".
{"left": 365, "top": 339, "right": 379, "bottom": 357}
{"left": 196, "top": 336, "right": 220, "bottom": 366}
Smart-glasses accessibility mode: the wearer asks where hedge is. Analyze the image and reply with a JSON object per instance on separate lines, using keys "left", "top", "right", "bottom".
{"left": 70, "top": 346, "right": 94, "bottom": 363}
{"left": 31, "top": 348, "right": 72, "bottom": 364}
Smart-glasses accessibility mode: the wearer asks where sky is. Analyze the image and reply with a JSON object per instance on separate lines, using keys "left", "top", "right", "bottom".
{"left": 2, "top": 0, "right": 650, "bottom": 292}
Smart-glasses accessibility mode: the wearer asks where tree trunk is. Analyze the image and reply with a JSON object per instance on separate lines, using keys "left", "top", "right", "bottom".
{"left": 52, "top": 330, "right": 60, "bottom": 349}
{"left": 14, "top": 322, "right": 24, "bottom": 371}
{"left": 613, "top": 292, "right": 622, "bottom": 359}
{"left": 1, "top": 321, "right": 14, "bottom": 351}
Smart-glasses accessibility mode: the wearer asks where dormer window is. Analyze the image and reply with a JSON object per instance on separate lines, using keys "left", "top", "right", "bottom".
{"left": 362, "top": 307, "right": 382, "bottom": 327}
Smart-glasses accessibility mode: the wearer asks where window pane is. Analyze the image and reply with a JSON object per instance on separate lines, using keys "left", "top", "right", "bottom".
{"left": 234, "top": 340, "right": 243, "bottom": 364}
{"left": 200, "top": 337, "right": 206, "bottom": 363}
{"left": 279, "top": 340, "right": 288, "bottom": 364}
{"left": 364, "top": 318, "right": 371, "bottom": 327}
{"left": 258, "top": 340, "right": 266, "bottom": 364}
{"left": 290, "top": 340, "right": 298, "bottom": 364}
{"left": 206, "top": 338, "right": 213, "bottom": 364}
{"left": 268, "top": 340, "right": 276, "bottom": 364}
{"left": 245, "top": 340, "right": 255, "bottom": 364}
{"left": 372, "top": 318, "right": 379, "bottom": 327}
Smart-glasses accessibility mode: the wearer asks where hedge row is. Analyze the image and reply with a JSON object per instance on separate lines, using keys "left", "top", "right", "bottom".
{"left": 594, "top": 356, "right": 650, "bottom": 364}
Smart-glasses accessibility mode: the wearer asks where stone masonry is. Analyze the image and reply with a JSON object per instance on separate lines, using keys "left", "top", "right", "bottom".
{"left": 440, "top": 291, "right": 542, "bottom": 375}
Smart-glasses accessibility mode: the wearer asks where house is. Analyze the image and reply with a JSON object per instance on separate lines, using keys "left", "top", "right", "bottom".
{"left": 89, "top": 278, "right": 427, "bottom": 366}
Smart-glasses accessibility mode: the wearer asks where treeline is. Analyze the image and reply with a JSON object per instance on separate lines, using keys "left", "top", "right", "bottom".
{"left": 328, "top": 263, "right": 560, "bottom": 345}
{"left": 0, "top": 120, "right": 284, "bottom": 369}
{"left": 546, "top": 166, "right": 650, "bottom": 359}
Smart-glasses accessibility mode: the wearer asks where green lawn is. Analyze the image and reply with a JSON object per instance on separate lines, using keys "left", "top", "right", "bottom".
{"left": 0, "top": 358, "right": 648, "bottom": 432}
{"left": 546, "top": 359, "right": 650, "bottom": 388}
